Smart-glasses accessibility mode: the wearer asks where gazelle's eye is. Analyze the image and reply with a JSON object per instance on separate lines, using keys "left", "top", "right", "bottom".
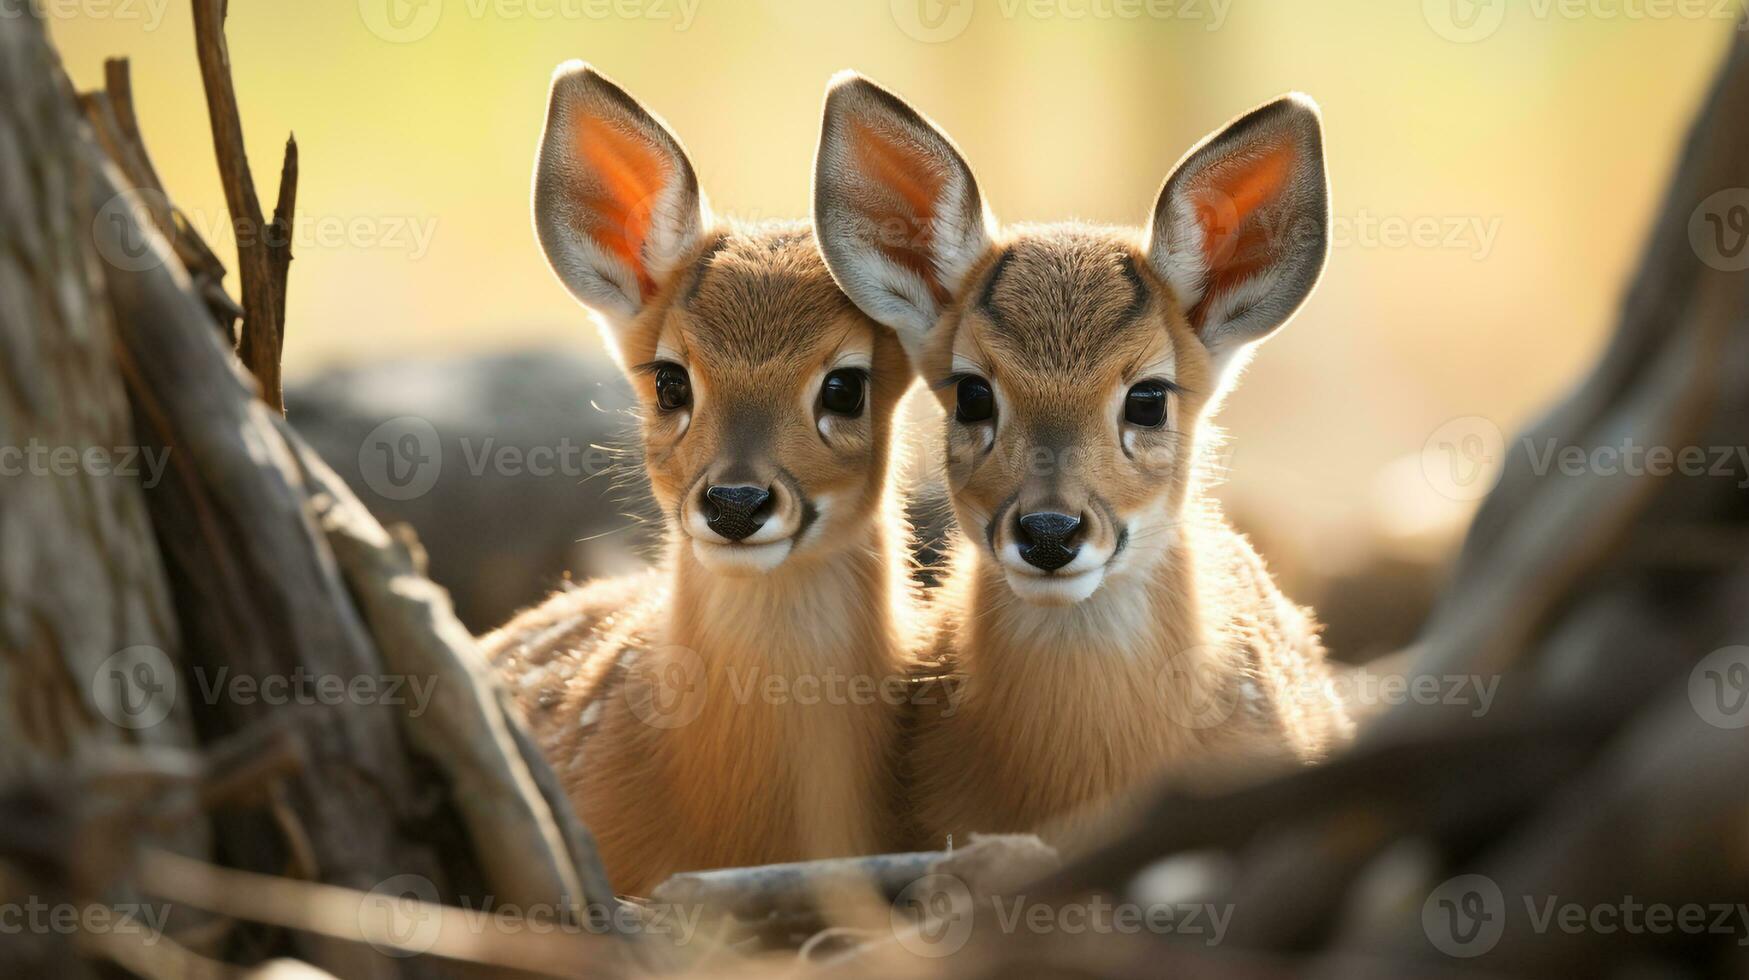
{"left": 955, "top": 376, "right": 995, "bottom": 423}
{"left": 821, "top": 368, "right": 866, "bottom": 417}
{"left": 654, "top": 363, "right": 691, "bottom": 412}
{"left": 1124, "top": 381, "right": 1168, "bottom": 428}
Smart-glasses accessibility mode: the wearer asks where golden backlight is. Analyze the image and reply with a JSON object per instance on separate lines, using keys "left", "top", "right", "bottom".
{"left": 49, "top": 0, "right": 1729, "bottom": 568}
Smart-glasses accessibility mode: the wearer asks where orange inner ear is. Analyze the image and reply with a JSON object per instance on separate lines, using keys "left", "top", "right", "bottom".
{"left": 849, "top": 119, "right": 950, "bottom": 302}
{"left": 575, "top": 114, "right": 670, "bottom": 299}
{"left": 1191, "top": 142, "right": 1296, "bottom": 322}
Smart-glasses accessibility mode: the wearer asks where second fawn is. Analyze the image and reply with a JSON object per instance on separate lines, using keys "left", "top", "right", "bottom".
{"left": 485, "top": 64, "right": 916, "bottom": 894}
{"left": 812, "top": 75, "right": 1353, "bottom": 848}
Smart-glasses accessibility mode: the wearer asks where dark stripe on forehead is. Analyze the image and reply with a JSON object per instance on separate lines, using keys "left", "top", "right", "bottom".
{"left": 976, "top": 247, "right": 1015, "bottom": 328}
{"left": 1118, "top": 254, "right": 1151, "bottom": 325}
{"left": 682, "top": 233, "right": 733, "bottom": 304}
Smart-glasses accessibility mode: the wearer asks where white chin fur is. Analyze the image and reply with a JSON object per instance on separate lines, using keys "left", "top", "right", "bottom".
{"left": 1003, "top": 566, "right": 1106, "bottom": 606}
{"left": 691, "top": 537, "right": 794, "bottom": 575}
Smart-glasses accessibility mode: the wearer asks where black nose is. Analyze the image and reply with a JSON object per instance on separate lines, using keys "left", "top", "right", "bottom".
{"left": 704, "top": 485, "right": 772, "bottom": 542}
{"left": 1015, "top": 512, "right": 1083, "bottom": 571}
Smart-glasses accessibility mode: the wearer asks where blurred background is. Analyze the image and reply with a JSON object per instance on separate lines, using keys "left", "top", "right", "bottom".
{"left": 49, "top": 0, "right": 1731, "bottom": 648}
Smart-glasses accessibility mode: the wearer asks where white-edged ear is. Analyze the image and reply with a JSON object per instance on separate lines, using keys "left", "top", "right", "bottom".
{"left": 532, "top": 61, "right": 709, "bottom": 364}
{"left": 812, "top": 71, "right": 994, "bottom": 362}
{"left": 1146, "top": 93, "right": 1330, "bottom": 381}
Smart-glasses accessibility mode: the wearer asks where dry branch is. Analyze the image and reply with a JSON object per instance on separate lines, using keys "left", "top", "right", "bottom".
{"left": 2, "top": 8, "right": 622, "bottom": 978}
{"left": 190, "top": 0, "right": 289, "bottom": 411}
{"left": 292, "top": 438, "right": 620, "bottom": 927}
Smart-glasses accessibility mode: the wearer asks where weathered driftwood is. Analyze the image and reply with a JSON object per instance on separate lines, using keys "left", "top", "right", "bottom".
{"left": 291, "top": 436, "right": 619, "bottom": 924}
{"left": 2, "top": 8, "right": 630, "bottom": 978}
{"left": 643, "top": 835, "right": 1059, "bottom": 950}
{"left": 0, "top": 15, "right": 213, "bottom": 978}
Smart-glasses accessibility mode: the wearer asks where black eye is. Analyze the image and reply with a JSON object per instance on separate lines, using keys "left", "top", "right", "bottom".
{"left": 821, "top": 368, "right": 866, "bottom": 417}
{"left": 1124, "top": 380, "right": 1169, "bottom": 428}
{"left": 955, "top": 376, "right": 994, "bottom": 423}
{"left": 654, "top": 363, "right": 691, "bottom": 412}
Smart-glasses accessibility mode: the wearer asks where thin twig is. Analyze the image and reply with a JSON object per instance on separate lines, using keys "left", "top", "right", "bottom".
{"left": 190, "top": 0, "right": 285, "bottom": 412}
{"left": 268, "top": 134, "right": 298, "bottom": 331}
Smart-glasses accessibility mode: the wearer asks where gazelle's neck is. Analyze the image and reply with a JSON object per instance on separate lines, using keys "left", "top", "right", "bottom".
{"left": 668, "top": 518, "right": 907, "bottom": 677}
{"left": 961, "top": 528, "right": 1202, "bottom": 671}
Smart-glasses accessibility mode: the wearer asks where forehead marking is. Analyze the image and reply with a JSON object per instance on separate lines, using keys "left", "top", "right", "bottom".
{"left": 682, "top": 233, "right": 733, "bottom": 304}
{"left": 975, "top": 247, "right": 1016, "bottom": 329}
{"left": 1118, "top": 254, "right": 1151, "bottom": 325}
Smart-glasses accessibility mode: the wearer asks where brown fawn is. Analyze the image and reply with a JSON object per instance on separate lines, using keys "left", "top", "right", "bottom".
{"left": 483, "top": 64, "right": 916, "bottom": 895}
{"left": 812, "top": 75, "right": 1353, "bottom": 849}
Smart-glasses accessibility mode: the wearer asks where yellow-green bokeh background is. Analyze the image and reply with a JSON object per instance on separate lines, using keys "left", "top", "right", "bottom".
{"left": 50, "top": 0, "right": 1730, "bottom": 562}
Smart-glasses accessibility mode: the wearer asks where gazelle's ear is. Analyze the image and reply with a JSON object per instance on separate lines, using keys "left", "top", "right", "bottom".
{"left": 532, "top": 61, "right": 708, "bottom": 363}
{"left": 813, "top": 72, "right": 994, "bottom": 361}
{"left": 1146, "top": 94, "right": 1330, "bottom": 380}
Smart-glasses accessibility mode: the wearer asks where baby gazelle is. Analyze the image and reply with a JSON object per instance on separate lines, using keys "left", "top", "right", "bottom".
{"left": 813, "top": 75, "right": 1352, "bottom": 848}
{"left": 485, "top": 64, "right": 915, "bottom": 895}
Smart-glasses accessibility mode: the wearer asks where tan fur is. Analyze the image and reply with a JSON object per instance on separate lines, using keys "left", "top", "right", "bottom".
{"left": 904, "top": 225, "right": 1352, "bottom": 851}
{"left": 812, "top": 78, "right": 1352, "bottom": 850}
{"left": 488, "top": 218, "right": 918, "bottom": 895}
